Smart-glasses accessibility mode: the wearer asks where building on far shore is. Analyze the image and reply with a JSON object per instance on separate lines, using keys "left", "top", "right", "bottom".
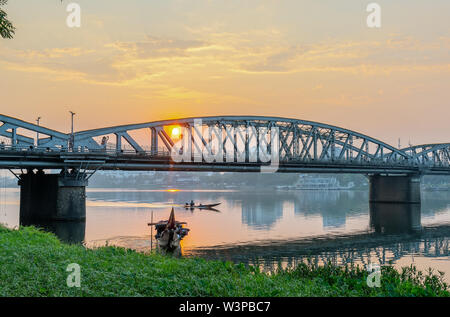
{"left": 276, "top": 175, "right": 355, "bottom": 190}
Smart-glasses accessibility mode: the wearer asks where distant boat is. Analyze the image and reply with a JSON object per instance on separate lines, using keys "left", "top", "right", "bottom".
{"left": 148, "top": 207, "right": 189, "bottom": 254}
{"left": 184, "top": 202, "right": 221, "bottom": 210}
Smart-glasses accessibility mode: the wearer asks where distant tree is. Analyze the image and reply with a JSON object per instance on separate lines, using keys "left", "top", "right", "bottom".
{"left": 0, "top": 0, "right": 15, "bottom": 39}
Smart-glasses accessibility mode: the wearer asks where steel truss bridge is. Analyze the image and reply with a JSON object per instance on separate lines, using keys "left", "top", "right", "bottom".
{"left": 0, "top": 114, "right": 449, "bottom": 175}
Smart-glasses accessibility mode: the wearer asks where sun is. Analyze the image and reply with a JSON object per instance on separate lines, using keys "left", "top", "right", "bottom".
{"left": 171, "top": 127, "right": 181, "bottom": 139}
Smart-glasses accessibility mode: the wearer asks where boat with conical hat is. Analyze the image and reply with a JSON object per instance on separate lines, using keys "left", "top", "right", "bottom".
{"left": 148, "top": 207, "right": 189, "bottom": 253}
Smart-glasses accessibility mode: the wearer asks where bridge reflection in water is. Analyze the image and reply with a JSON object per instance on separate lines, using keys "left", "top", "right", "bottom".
{"left": 185, "top": 202, "right": 449, "bottom": 273}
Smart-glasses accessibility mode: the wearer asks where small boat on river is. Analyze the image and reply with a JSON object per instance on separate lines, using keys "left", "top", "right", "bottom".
{"left": 148, "top": 208, "right": 189, "bottom": 254}
{"left": 184, "top": 202, "right": 221, "bottom": 210}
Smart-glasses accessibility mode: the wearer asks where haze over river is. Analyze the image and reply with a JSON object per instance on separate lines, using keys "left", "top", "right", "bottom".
{"left": 1, "top": 187, "right": 449, "bottom": 280}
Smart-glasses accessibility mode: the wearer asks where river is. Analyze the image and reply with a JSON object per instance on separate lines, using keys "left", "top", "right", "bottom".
{"left": 1, "top": 187, "right": 449, "bottom": 280}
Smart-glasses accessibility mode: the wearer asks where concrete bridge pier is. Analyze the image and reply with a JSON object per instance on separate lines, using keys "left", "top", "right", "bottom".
{"left": 18, "top": 170, "right": 87, "bottom": 222}
{"left": 369, "top": 174, "right": 421, "bottom": 204}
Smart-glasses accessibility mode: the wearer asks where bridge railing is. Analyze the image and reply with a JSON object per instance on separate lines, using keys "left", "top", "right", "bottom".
{"left": 0, "top": 143, "right": 416, "bottom": 167}
{"left": 0, "top": 144, "right": 172, "bottom": 157}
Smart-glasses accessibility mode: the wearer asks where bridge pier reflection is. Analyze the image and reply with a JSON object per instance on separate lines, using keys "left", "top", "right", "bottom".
{"left": 368, "top": 174, "right": 422, "bottom": 233}
{"left": 369, "top": 202, "right": 421, "bottom": 234}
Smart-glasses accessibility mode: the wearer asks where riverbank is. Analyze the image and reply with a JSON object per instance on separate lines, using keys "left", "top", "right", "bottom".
{"left": 0, "top": 225, "right": 448, "bottom": 297}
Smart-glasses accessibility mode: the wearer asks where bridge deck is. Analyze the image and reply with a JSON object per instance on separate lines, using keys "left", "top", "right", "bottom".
{"left": 0, "top": 149, "right": 448, "bottom": 175}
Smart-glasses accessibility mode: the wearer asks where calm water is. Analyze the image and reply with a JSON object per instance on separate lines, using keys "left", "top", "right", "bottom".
{"left": 1, "top": 187, "right": 449, "bottom": 279}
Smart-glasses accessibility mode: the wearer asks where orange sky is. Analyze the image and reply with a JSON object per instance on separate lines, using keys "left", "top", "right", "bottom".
{"left": 0, "top": 1, "right": 449, "bottom": 147}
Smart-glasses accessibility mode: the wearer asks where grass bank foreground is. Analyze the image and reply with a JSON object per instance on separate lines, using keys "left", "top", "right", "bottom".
{"left": 0, "top": 225, "right": 448, "bottom": 297}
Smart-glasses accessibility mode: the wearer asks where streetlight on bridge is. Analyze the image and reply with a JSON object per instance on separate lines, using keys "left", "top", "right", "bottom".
{"left": 36, "top": 116, "right": 41, "bottom": 147}
{"left": 69, "top": 111, "right": 75, "bottom": 151}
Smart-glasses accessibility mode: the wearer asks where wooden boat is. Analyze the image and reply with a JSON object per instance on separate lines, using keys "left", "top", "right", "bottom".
{"left": 148, "top": 208, "right": 189, "bottom": 253}
{"left": 184, "top": 202, "right": 221, "bottom": 209}
{"left": 198, "top": 203, "right": 221, "bottom": 209}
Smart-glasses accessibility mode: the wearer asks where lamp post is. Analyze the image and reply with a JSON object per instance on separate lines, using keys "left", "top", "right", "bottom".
{"left": 36, "top": 116, "right": 41, "bottom": 147}
{"left": 69, "top": 111, "right": 75, "bottom": 151}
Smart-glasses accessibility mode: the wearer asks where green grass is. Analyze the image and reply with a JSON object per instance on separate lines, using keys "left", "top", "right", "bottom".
{"left": 0, "top": 225, "right": 448, "bottom": 297}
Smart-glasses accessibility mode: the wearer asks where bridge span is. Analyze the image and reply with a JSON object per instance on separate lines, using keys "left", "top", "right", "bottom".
{"left": 0, "top": 114, "right": 449, "bottom": 222}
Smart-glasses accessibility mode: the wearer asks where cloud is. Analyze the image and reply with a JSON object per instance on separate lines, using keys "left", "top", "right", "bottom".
{"left": 231, "top": 34, "right": 450, "bottom": 74}
{"left": 106, "top": 35, "right": 208, "bottom": 58}
{"left": 15, "top": 47, "right": 95, "bottom": 59}
{"left": 0, "top": 31, "right": 449, "bottom": 89}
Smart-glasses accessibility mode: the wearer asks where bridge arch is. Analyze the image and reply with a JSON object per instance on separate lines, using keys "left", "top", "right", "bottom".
{"left": 401, "top": 143, "right": 450, "bottom": 168}
{"left": 0, "top": 114, "right": 68, "bottom": 148}
{"left": 74, "top": 116, "right": 412, "bottom": 166}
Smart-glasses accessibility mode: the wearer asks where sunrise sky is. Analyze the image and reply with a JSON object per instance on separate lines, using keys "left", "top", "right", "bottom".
{"left": 0, "top": 0, "right": 449, "bottom": 146}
